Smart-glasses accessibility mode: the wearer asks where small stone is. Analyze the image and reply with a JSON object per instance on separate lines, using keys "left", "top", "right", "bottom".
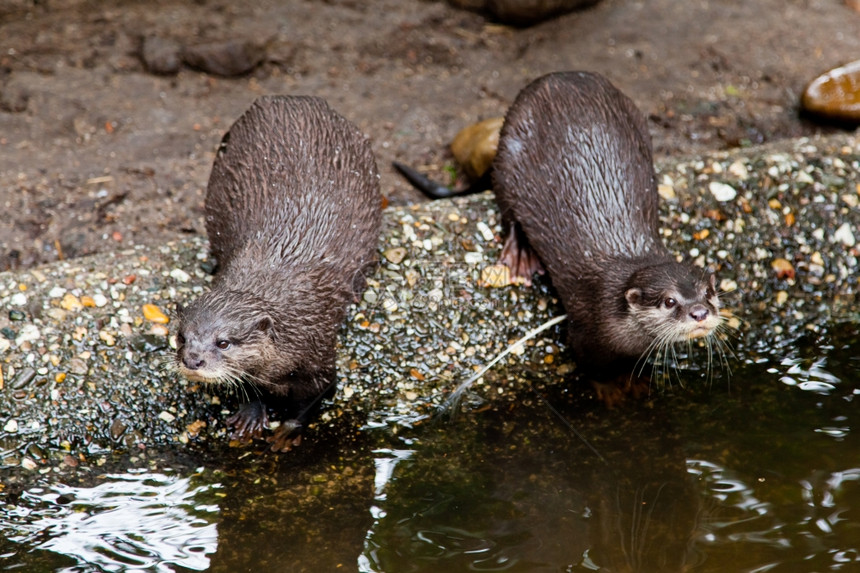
{"left": 80, "top": 295, "right": 97, "bottom": 307}
{"left": 99, "top": 331, "right": 116, "bottom": 346}
{"left": 141, "top": 35, "right": 182, "bottom": 75}
{"left": 8, "top": 309, "right": 25, "bottom": 321}
{"left": 801, "top": 59, "right": 860, "bottom": 125}
{"left": 68, "top": 357, "right": 88, "bottom": 375}
{"left": 150, "top": 324, "right": 170, "bottom": 337}
{"left": 476, "top": 221, "right": 495, "bottom": 242}
{"left": 170, "top": 268, "right": 191, "bottom": 283}
{"left": 657, "top": 184, "right": 676, "bottom": 200}
{"left": 450, "top": 117, "right": 504, "bottom": 178}
{"left": 771, "top": 258, "right": 796, "bottom": 280}
{"left": 10, "top": 293, "right": 27, "bottom": 306}
{"left": 480, "top": 264, "right": 511, "bottom": 287}
{"left": 383, "top": 247, "right": 407, "bottom": 264}
{"left": 833, "top": 222, "right": 856, "bottom": 247}
{"left": 464, "top": 252, "right": 483, "bottom": 265}
{"left": 142, "top": 303, "right": 170, "bottom": 324}
{"left": 158, "top": 411, "right": 176, "bottom": 423}
{"left": 61, "top": 293, "right": 83, "bottom": 311}
{"left": 92, "top": 293, "right": 109, "bottom": 307}
{"left": 708, "top": 181, "right": 737, "bottom": 202}
{"left": 775, "top": 291, "right": 789, "bottom": 305}
{"left": 183, "top": 39, "right": 267, "bottom": 77}
{"left": 15, "top": 324, "right": 40, "bottom": 345}
{"left": 727, "top": 160, "right": 749, "bottom": 180}
{"left": 110, "top": 418, "right": 128, "bottom": 440}
{"left": 3, "top": 419, "right": 18, "bottom": 433}
{"left": 48, "top": 286, "right": 66, "bottom": 298}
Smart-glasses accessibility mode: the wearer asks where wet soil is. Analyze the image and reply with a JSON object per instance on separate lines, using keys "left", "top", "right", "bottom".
{"left": 1, "top": 0, "right": 858, "bottom": 270}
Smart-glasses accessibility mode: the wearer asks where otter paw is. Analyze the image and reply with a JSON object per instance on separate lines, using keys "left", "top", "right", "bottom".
{"left": 267, "top": 419, "right": 303, "bottom": 453}
{"left": 226, "top": 400, "right": 268, "bottom": 441}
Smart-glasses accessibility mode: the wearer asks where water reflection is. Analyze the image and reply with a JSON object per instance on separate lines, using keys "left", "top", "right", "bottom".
{"left": 0, "top": 469, "right": 219, "bottom": 571}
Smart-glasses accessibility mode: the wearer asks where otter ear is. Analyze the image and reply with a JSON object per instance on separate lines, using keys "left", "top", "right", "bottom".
{"left": 257, "top": 316, "right": 275, "bottom": 338}
{"left": 709, "top": 273, "right": 717, "bottom": 291}
{"left": 625, "top": 288, "right": 642, "bottom": 306}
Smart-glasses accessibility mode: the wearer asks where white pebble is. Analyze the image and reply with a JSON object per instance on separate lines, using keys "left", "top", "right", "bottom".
{"left": 92, "top": 293, "right": 108, "bottom": 307}
{"left": 708, "top": 181, "right": 737, "bottom": 202}
{"left": 3, "top": 419, "right": 18, "bottom": 433}
{"left": 464, "top": 252, "right": 483, "bottom": 265}
{"left": 10, "top": 292, "right": 27, "bottom": 306}
{"left": 834, "top": 223, "right": 856, "bottom": 248}
{"left": 170, "top": 268, "right": 191, "bottom": 283}
{"left": 476, "top": 221, "right": 495, "bottom": 242}
{"left": 158, "top": 411, "right": 176, "bottom": 423}
{"left": 48, "top": 286, "right": 66, "bottom": 298}
{"left": 16, "top": 324, "right": 41, "bottom": 345}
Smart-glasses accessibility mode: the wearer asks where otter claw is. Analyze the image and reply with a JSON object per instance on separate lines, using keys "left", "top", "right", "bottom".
{"left": 226, "top": 401, "right": 268, "bottom": 440}
{"left": 267, "top": 419, "right": 303, "bottom": 453}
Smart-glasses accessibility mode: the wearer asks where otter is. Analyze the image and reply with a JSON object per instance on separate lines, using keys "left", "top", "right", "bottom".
{"left": 175, "top": 96, "right": 381, "bottom": 452}
{"left": 396, "top": 71, "right": 722, "bottom": 379}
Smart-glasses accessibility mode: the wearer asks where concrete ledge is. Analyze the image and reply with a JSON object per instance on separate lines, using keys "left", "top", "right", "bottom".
{"left": 1, "top": 134, "right": 858, "bottom": 466}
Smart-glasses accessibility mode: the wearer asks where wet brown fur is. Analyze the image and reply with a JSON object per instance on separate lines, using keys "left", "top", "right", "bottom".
{"left": 492, "top": 71, "right": 721, "bottom": 374}
{"left": 175, "top": 96, "right": 381, "bottom": 448}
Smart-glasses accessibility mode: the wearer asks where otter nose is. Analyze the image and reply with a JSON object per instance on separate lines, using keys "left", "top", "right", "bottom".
{"left": 689, "top": 305, "right": 709, "bottom": 322}
{"left": 183, "top": 355, "right": 206, "bottom": 370}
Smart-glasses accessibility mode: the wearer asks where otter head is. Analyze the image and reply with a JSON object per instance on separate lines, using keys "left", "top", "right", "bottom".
{"left": 624, "top": 262, "right": 721, "bottom": 346}
{"left": 175, "top": 288, "right": 283, "bottom": 388}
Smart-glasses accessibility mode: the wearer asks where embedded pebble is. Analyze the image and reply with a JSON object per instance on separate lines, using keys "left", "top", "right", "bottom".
{"left": 10, "top": 293, "right": 27, "bottom": 306}
{"left": 476, "top": 221, "right": 495, "bottom": 242}
{"left": 657, "top": 184, "right": 676, "bottom": 200}
{"left": 708, "top": 181, "right": 738, "bottom": 202}
{"left": 15, "top": 325, "right": 40, "bottom": 345}
{"left": 480, "top": 264, "right": 511, "bottom": 288}
{"left": 142, "top": 303, "right": 170, "bottom": 324}
{"left": 11, "top": 367, "right": 35, "bottom": 389}
{"left": 383, "top": 247, "right": 407, "bottom": 264}
{"left": 833, "top": 222, "right": 856, "bottom": 247}
{"left": 170, "top": 268, "right": 191, "bottom": 282}
{"left": 158, "top": 411, "right": 176, "bottom": 423}
{"left": 60, "top": 293, "right": 83, "bottom": 311}
{"left": 4, "top": 418, "right": 20, "bottom": 433}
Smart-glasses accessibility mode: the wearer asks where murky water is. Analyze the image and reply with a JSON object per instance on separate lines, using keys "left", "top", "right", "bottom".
{"left": 1, "top": 322, "right": 859, "bottom": 572}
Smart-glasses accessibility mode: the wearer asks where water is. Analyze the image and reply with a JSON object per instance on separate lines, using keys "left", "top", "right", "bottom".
{"left": 2, "top": 322, "right": 859, "bottom": 572}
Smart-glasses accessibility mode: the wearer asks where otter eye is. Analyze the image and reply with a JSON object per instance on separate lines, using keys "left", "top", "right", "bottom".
{"left": 216, "top": 339, "right": 231, "bottom": 350}
{"left": 663, "top": 297, "right": 677, "bottom": 309}
{"left": 177, "top": 333, "right": 186, "bottom": 345}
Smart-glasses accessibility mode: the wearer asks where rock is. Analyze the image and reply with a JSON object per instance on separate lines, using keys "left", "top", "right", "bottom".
{"left": 801, "top": 59, "right": 860, "bottom": 126}
{"left": 140, "top": 36, "right": 183, "bottom": 75}
{"left": 450, "top": 117, "right": 504, "bottom": 179}
{"left": 448, "top": 0, "right": 602, "bottom": 26}
{"left": 182, "top": 39, "right": 267, "bottom": 77}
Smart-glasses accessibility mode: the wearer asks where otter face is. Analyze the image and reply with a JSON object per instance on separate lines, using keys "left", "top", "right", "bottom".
{"left": 175, "top": 290, "right": 280, "bottom": 387}
{"left": 624, "top": 266, "right": 721, "bottom": 344}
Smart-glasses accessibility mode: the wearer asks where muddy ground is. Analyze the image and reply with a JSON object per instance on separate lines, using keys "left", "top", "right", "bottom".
{"left": 1, "top": 0, "right": 858, "bottom": 271}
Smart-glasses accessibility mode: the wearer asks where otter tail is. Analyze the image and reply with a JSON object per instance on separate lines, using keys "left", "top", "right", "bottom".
{"left": 392, "top": 161, "right": 491, "bottom": 199}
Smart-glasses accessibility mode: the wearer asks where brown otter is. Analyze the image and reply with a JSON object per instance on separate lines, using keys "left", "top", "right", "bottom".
{"left": 175, "top": 96, "right": 381, "bottom": 451}
{"left": 397, "top": 71, "right": 722, "bottom": 379}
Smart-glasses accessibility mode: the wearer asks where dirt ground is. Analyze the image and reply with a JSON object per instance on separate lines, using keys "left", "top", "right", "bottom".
{"left": 1, "top": 0, "right": 858, "bottom": 271}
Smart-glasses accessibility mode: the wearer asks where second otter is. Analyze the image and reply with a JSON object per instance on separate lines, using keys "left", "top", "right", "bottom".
{"left": 176, "top": 96, "right": 381, "bottom": 452}
{"left": 398, "top": 71, "right": 723, "bottom": 377}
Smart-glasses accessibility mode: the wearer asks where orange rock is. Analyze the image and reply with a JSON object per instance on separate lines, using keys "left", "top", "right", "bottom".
{"left": 142, "top": 303, "right": 170, "bottom": 324}
{"left": 771, "top": 258, "right": 796, "bottom": 280}
{"left": 801, "top": 59, "right": 860, "bottom": 125}
{"left": 450, "top": 117, "right": 504, "bottom": 179}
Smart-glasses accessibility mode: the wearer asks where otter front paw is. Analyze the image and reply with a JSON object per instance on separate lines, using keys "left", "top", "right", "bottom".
{"left": 226, "top": 400, "right": 268, "bottom": 441}
{"left": 267, "top": 419, "right": 303, "bottom": 453}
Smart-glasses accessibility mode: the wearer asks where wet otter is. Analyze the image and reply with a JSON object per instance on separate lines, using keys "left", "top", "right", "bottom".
{"left": 397, "top": 71, "right": 722, "bottom": 378}
{"left": 176, "top": 96, "right": 381, "bottom": 451}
